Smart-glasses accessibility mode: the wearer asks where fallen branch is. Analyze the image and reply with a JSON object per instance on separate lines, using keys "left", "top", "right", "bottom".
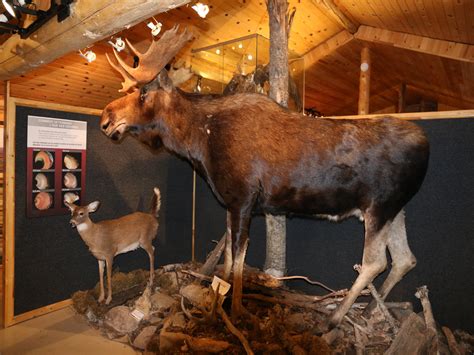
{"left": 199, "top": 233, "right": 227, "bottom": 276}
{"left": 442, "top": 326, "right": 461, "bottom": 355}
{"left": 354, "top": 264, "right": 398, "bottom": 332}
{"left": 159, "top": 330, "right": 232, "bottom": 353}
{"left": 217, "top": 303, "right": 254, "bottom": 355}
{"left": 276, "top": 275, "right": 335, "bottom": 292}
{"left": 415, "top": 285, "right": 439, "bottom": 354}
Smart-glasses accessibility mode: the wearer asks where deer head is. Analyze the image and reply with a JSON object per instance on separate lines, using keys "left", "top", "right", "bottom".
{"left": 101, "top": 26, "right": 193, "bottom": 143}
{"left": 66, "top": 201, "right": 100, "bottom": 228}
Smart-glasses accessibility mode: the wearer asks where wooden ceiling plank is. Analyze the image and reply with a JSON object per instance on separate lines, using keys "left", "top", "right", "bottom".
{"left": 0, "top": 0, "right": 192, "bottom": 81}
{"left": 304, "top": 29, "right": 353, "bottom": 69}
{"left": 355, "top": 25, "right": 474, "bottom": 63}
{"left": 312, "top": 0, "right": 358, "bottom": 34}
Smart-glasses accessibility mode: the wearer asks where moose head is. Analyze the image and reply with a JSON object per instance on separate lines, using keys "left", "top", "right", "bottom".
{"left": 101, "top": 26, "right": 193, "bottom": 146}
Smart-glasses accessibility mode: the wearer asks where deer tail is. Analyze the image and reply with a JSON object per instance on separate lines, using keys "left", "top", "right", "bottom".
{"left": 150, "top": 187, "right": 161, "bottom": 218}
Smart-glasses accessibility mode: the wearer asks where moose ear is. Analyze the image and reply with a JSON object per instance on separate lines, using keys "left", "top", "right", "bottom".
{"left": 88, "top": 201, "right": 100, "bottom": 213}
{"left": 157, "top": 69, "right": 174, "bottom": 93}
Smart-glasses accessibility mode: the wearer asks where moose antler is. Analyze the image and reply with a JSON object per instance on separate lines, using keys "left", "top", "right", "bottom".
{"left": 106, "top": 26, "right": 193, "bottom": 92}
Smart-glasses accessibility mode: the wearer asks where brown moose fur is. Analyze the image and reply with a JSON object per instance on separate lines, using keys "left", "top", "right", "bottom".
{"left": 101, "top": 69, "right": 430, "bottom": 328}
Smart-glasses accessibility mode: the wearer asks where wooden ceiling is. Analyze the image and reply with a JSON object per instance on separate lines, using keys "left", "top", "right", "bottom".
{"left": 3, "top": 0, "right": 474, "bottom": 116}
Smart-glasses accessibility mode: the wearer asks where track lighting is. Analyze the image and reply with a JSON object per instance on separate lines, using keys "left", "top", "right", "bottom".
{"left": 192, "top": 2, "right": 209, "bottom": 18}
{"left": 78, "top": 49, "right": 96, "bottom": 63}
{"left": 2, "top": 0, "right": 33, "bottom": 18}
{"left": 146, "top": 18, "right": 162, "bottom": 37}
{"left": 108, "top": 37, "right": 125, "bottom": 52}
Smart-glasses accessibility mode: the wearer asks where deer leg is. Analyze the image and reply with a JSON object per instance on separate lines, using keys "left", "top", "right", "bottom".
{"left": 98, "top": 260, "right": 105, "bottom": 303}
{"left": 105, "top": 257, "right": 113, "bottom": 305}
{"left": 364, "top": 210, "right": 417, "bottom": 316}
{"left": 142, "top": 243, "right": 155, "bottom": 286}
{"left": 223, "top": 211, "right": 233, "bottom": 281}
{"left": 328, "top": 213, "right": 390, "bottom": 328}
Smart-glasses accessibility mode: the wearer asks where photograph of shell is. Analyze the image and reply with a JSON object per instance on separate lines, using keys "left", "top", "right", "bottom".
{"left": 63, "top": 192, "right": 80, "bottom": 205}
{"left": 33, "top": 150, "right": 55, "bottom": 170}
{"left": 33, "top": 192, "right": 53, "bottom": 211}
{"left": 63, "top": 172, "right": 78, "bottom": 189}
{"left": 34, "top": 173, "right": 50, "bottom": 190}
{"left": 63, "top": 154, "right": 80, "bottom": 169}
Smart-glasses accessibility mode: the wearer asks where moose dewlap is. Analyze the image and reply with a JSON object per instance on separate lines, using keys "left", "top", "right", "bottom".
{"left": 66, "top": 188, "right": 161, "bottom": 304}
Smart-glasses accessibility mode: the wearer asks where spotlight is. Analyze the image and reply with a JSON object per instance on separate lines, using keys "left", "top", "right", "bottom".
{"left": 146, "top": 18, "right": 162, "bottom": 37}
{"left": 108, "top": 37, "right": 125, "bottom": 52}
{"left": 78, "top": 49, "right": 96, "bottom": 63}
{"left": 192, "top": 2, "right": 209, "bottom": 18}
{"left": 2, "top": 0, "right": 33, "bottom": 18}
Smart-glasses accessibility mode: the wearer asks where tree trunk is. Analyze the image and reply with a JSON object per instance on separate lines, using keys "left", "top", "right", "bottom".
{"left": 264, "top": 0, "right": 291, "bottom": 277}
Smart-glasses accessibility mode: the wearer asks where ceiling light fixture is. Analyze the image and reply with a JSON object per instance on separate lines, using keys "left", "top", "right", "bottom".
{"left": 192, "top": 2, "right": 209, "bottom": 18}
{"left": 147, "top": 18, "right": 162, "bottom": 36}
{"left": 78, "top": 49, "right": 96, "bottom": 63}
{"left": 108, "top": 37, "right": 125, "bottom": 52}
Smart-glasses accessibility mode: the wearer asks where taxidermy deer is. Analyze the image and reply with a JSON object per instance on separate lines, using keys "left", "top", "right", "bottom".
{"left": 101, "top": 26, "right": 430, "bottom": 329}
{"left": 66, "top": 188, "right": 161, "bottom": 304}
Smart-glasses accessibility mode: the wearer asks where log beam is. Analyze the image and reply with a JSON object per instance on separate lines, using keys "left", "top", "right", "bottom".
{"left": 303, "top": 30, "right": 353, "bottom": 69}
{"left": 355, "top": 25, "right": 474, "bottom": 63}
{"left": 0, "top": 0, "right": 191, "bottom": 80}
{"left": 313, "top": 0, "right": 358, "bottom": 34}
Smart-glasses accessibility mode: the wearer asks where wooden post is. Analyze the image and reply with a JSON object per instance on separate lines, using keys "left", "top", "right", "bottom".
{"left": 264, "top": 0, "right": 292, "bottom": 277}
{"left": 398, "top": 83, "right": 406, "bottom": 113}
{"left": 358, "top": 47, "right": 371, "bottom": 115}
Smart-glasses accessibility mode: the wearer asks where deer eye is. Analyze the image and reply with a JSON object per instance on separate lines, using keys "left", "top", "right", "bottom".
{"left": 79, "top": 212, "right": 84, "bottom": 217}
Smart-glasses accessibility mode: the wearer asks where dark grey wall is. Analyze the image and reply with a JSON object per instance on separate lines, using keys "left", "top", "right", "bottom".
{"left": 14, "top": 106, "right": 193, "bottom": 315}
{"left": 194, "top": 118, "right": 474, "bottom": 332}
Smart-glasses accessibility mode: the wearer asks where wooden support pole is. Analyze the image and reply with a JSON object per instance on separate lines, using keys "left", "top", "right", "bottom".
{"left": 0, "top": 0, "right": 191, "bottom": 80}
{"left": 398, "top": 83, "right": 407, "bottom": 113}
{"left": 358, "top": 47, "right": 371, "bottom": 115}
{"left": 265, "top": 0, "right": 291, "bottom": 278}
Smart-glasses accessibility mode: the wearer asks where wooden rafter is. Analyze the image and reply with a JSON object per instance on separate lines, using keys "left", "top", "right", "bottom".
{"left": 355, "top": 26, "right": 474, "bottom": 63}
{"left": 312, "top": 0, "right": 358, "bottom": 34}
{"left": 303, "top": 30, "right": 353, "bottom": 69}
{"left": 0, "top": 0, "right": 191, "bottom": 81}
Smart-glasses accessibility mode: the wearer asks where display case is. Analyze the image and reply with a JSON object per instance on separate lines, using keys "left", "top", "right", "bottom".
{"left": 189, "top": 34, "right": 304, "bottom": 112}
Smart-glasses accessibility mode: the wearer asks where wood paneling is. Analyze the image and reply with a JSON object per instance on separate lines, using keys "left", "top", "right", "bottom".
{"left": 2, "top": 0, "right": 473, "bottom": 115}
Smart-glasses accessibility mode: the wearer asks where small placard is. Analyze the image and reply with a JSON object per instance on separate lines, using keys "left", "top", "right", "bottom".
{"left": 130, "top": 308, "right": 145, "bottom": 321}
{"left": 211, "top": 276, "right": 231, "bottom": 296}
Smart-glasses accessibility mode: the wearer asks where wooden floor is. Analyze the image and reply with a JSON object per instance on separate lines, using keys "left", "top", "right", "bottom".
{"left": 0, "top": 306, "right": 139, "bottom": 355}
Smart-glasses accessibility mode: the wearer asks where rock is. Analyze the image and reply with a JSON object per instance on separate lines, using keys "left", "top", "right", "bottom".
{"left": 151, "top": 291, "right": 177, "bottom": 311}
{"left": 132, "top": 326, "right": 158, "bottom": 350}
{"left": 164, "top": 312, "right": 187, "bottom": 330}
{"left": 104, "top": 306, "right": 140, "bottom": 335}
{"left": 180, "top": 284, "right": 211, "bottom": 308}
{"left": 134, "top": 285, "right": 152, "bottom": 320}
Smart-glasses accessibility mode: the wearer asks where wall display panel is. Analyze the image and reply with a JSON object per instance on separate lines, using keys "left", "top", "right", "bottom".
{"left": 12, "top": 105, "right": 193, "bottom": 318}
{"left": 194, "top": 118, "right": 474, "bottom": 332}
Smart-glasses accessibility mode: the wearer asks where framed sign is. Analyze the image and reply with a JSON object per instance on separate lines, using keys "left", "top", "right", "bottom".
{"left": 26, "top": 115, "right": 87, "bottom": 217}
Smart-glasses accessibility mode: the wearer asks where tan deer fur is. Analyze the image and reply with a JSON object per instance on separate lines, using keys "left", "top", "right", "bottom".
{"left": 66, "top": 188, "right": 161, "bottom": 304}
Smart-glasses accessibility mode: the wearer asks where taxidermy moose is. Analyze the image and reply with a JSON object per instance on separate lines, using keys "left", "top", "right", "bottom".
{"left": 101, "top": 26, "right": 429, "bottom": 329}
{"left": 66, "top": 188, "right": 161, "bottom": 304}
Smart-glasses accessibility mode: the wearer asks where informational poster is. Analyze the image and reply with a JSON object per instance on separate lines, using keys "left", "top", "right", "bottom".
{"left": 26, "top": 116, "right": 87, "bottom": 217}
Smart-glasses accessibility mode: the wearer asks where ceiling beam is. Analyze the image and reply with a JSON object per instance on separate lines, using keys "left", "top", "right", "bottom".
{"left": 0, "top": 0, "right": 191, "bottom": 81}
{"left": 303, "top": 30, "right": 353, "bottom": 69}
{"left": 312, "top": 0, "right": 358, "bottom": 34}
{"left": 355, "top": 26, "right": 474, "bottom": 63}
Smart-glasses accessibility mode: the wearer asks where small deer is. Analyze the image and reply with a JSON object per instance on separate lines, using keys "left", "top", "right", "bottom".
{"left": 66, "top": 188, "right": 161, "bottom": 304}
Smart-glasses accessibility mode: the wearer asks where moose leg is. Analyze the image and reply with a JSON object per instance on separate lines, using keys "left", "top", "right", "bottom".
{"left": 223, "top": 211, "right": 233, "bottom": 281}
{"left": 105, "top": 257, "right": 113, "bottom": 305}
{"left": 98, "top": 260, "right": 105, "bottom": 303}
{"left": 229, "top": 199, "right": 254, "bottom": 321}
{"left": 364, "top": 210, "right": 417, "bottom": 316}
{"left": 328, "top": 214, "right": 390, "bottom": 328}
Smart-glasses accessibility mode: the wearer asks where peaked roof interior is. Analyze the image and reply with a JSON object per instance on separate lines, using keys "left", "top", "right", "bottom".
{"left": 1, "top": 0, "right": 473, "bottom": 116}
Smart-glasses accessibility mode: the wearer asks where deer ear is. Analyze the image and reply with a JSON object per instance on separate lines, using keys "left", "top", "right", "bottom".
{"left": 65, "top": 201, "right": 75, "bottom": 211}
{"left": 157, "top": 69, "right": 173, "bottom": 93}
{"left": 88, "top": 201, "right": 100, "bottom": 213}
